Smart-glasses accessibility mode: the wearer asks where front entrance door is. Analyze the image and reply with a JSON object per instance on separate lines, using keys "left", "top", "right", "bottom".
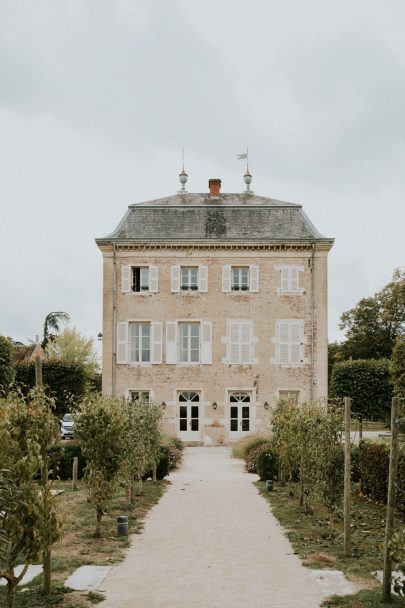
{"left": 178, "top": 391, "right": 201, "bottom": 442}
{"left": 229, "top": 392, "right": 252, "bottom": 439}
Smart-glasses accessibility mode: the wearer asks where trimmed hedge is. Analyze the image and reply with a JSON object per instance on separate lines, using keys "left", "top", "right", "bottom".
{"left": 359, "top": 440, "right": 405, "bottom": 511}
{"left": 15, "top": 362, "right": 87, "bottom": 416}
{"left": 0, "top": 336, "right": 14, "bottom": 396}
{"left": 49, "top": 441, "right": 86, "bottom": 480}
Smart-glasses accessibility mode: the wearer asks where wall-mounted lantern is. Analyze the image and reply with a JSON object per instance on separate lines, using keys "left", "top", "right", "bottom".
{"left": 161, "top": 401, "right": 166, "bottom": 409}
{"left": 264, "top": 401, "right": 269, "bottom": 410}
{"left": 212, "top": 402, "right": 218, "bottom": 410}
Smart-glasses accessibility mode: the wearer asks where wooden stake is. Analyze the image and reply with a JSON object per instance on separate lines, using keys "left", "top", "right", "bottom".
{"left": 382, "top": 397, "right": 399, "bottom": 603}
{"left": 343, "top": 396, "right": 351, "bottom": 557}
{"left": 35, "top": 356, "right": 42, "bottom": 387}
{"left": 72, "top": 457, "right": 78, "bottom": 491}
{"left": 152, "top": 464, "right": 157, "bottom": 483}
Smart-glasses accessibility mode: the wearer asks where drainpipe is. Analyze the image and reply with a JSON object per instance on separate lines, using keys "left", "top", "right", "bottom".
{"left": 112, "top": 242, "right": 117, "bottom": 396}
{"left": 310, "top": 242, "right": 315, "bottom": 401}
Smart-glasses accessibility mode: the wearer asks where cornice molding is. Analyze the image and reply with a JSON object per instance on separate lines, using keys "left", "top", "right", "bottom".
{"left": 96, "top": 241, "right": 333, "bottom": 253}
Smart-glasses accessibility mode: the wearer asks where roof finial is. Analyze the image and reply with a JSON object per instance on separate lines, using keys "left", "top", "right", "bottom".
{"left": 178, "top": 148, "right": 188, "bottom": 194}
{"left": 237, "top": 147, "right": 253, "bottom": 194}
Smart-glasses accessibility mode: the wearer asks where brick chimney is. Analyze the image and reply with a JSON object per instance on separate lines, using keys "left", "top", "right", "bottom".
{"left": 208, "top": 178, "right": 221, "bottom": 197}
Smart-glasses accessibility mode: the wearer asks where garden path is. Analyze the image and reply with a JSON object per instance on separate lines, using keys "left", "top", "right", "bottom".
{"left": 100, "top": 447, "right": 323, "bottom": 608}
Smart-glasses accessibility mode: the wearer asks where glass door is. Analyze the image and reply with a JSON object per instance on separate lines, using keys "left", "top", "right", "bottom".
{"left": 178, "top": 391, "right": 201, "bottom": 441}
{"left": 229, "top": 392, "right": 251, "bottom": 439}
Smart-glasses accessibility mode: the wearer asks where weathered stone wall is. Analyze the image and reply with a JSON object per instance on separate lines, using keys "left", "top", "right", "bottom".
{"left": 100, "top": 246, "right": 330, "bottom": 445}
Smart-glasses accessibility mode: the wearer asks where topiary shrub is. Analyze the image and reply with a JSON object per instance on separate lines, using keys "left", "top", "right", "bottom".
{"left": 0, "top": 335, "right": 14, "bottom": 396}
{"left": 245, "top": 442, "right": 272, "bottom": 473}
{"left": 256, "top": 447, "right": 279, "bottom": 482}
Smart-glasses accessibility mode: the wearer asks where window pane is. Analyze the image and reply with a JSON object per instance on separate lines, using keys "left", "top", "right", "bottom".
{"left": 230, "top": 406, "right": 238, "bottom": 418}
{"left": 140, "top": 267, "right": 149, "bottom": 288}
{"left": 180, "top": 406, "right": 187, "bottom": 418}
{"left": 190, "top": 349, "right": 199, "bottom": 363}
{"left": 191, "top": 406, "right": 199, "bottom": 418}
{"left": 179, "top": 348, "right": 188, "bottom": 363}
{"left": 141, "top": 349, "right": 150, "bottom": 362}
{"left": 230, "top": 419, "right": 238, "bottom": 431}
{"left": 180, "top": 419, "right": 187, "bottom": 431}
{"left": 190, "top": 323, "right": 199, "bottom": 337}
{"left": 242, "top": 406, "right": 250, "bottom": 419}
{"left": 241, "top": 419, "right": 250, "bottom": 431}
{"left": 191, "top": 419, "right": 199, "bottom": 431}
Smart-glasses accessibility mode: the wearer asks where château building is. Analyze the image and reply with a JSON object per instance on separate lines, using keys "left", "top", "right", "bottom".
{"left": 96, "top": 169, "right": 334, "bottom": 445}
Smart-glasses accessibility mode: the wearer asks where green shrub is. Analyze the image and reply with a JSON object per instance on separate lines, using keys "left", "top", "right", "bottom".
{"left": 232, "top": 435, "right": 270, "bottom": 460}
{"left": 256, "top": 447, "right": 279, "bottom": 482}
{"left": 49, "top": 442, "right": 86, "bottom": 480}
{"left": 392, "top": 336, "right": 405, "bottom": 401}
{"left": 330, "top": 359, "right": 393, "bottom": 420}
{"left": 144, "top": 445, "right": 171, "bottom": 480}
{"left": 15, "top": 362, "right": 87, "bottom": 417}
{"left": 245, "top": 443, "right": 272, "bottom": 473}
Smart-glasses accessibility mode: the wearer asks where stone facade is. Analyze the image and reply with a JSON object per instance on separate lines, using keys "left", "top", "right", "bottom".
{"left": 96, "top": 183, "right": 333, "bottom": 445}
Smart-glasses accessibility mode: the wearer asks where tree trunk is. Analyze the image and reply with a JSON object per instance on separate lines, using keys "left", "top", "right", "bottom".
{"left": 138, "top": 478, "right": 143, "bottom": 495}
{"left": 299, "top": 481, "right": 304, "bottom": 507}
{"left": 329, "top": 510, "right": 334, "bottom": 539}
{"left": 94, "top": 506, "right": 103, "bottom": 538}
{"left": 6, "top": 579, "right": 17, "bottom": 608}
{"left": 152, "top": 465, "right": 157, "bottom": 483}
{"left": 129, "top": 479, "right": 135, "bottom": 506}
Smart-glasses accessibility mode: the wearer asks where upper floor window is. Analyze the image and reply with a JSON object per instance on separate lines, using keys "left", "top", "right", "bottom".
{"left": 116, "top": 321, "right": 162, "bottom": 365}
{"left": 121, "top": 265, "right": 158, "bottom": 293}
{"left": 276, "top": 265, "right": 304, "bottom": 294}
{"left": 271, "top": 319, "right": 307, "bottom": 366}
{"left": 232, "top": 267, "right": 249, "bottom": 291}
{"left": 222, "top": 265, "right": 259, "bottom": 293}
{"left": 224, "top": 320, "right": 256, "bottom": 364}
{"left": 129, "top": 322, "right": 151, "bottom": 363}
{"left": 171, "top": 265, "right": 208, "bottom": 292}
{"left": 181, "top": 267, "right": 199, "bottom": 291}
{"left": 166, "top": 320, "right": 212, "bottom": 364}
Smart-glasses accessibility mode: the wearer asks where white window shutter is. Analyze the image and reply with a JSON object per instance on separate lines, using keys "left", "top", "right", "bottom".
{"left": 116, "top": 322, "right": 128, "bottom": 364}
{"left": 240, "top": 321, "right": 252, "bottom": 363}
{"left": 149, "top": 266, "right": 159, "bottom": 293}
{"left": 199, "top": 266, "right": 208, "bottom": 292}
{"left": 122, "top": 266, "right": 131, "bottom": 293}
{"left": 171, "top": 266, "right": 180, "bottom": 292}
{"left": 222, "top": 265, "right": 231, "bottom": 292}
{"left": 228, "top": 321, "right": 240, "bottom": 363}
{"left": 166, "top": 321, "right": 177, "bottom": 363}
{"left": 290, "top": 267, "right": 299, "bottom": 292}
{"left": 281, "top": 268, "right": 289, "bottom": 293}
{"left": 278, "top": 321, "right": 290, "bottom": 364}
{"left": 151, "top": 322, "right": 162, "bottom": 364}
{"left": 249, "top": 265, "right": 259, "bottom": 292}
{"left": 200, "top": 321, "right": 212, "bottom": 364}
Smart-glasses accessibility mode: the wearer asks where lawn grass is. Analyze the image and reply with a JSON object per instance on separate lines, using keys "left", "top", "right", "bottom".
{"left": 0, "top": 479, "right": 168, "bottom": 608}
{"left": 257, "top": 480, "right": 405, "bottom": 607}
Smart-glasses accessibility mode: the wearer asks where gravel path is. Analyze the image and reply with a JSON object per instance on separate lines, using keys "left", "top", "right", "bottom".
{"left": 100, "top": 447, "right": 323, "bottom": 608}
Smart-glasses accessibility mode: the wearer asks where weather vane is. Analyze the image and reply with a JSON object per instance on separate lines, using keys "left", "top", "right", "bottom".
{"left": 237, "top": 147, "right": 253, "bottom": 194}
{"left": 178, "top": 147, "right": 188, "bottom": 194}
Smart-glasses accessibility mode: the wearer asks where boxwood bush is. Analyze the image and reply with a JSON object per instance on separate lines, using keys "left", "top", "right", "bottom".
{"left": 256, "top": 447, "right": 279, "bottom": 482}
{"left": 245, "top": 443, "right": 272, "bottom": 473}
{"left": 359, "top": 440, "right": 405, "bottom": 511}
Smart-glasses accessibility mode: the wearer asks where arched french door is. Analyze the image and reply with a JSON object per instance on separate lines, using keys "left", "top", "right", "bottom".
{"left": 229, "top": 392, "right": 252, "bottom": 439}
{"left": 178, "top": 391, "right": 201, "bottom": 442}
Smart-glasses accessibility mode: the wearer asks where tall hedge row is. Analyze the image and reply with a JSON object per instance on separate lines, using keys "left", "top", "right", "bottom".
{"left": 15, "top": 362, "right": 86, "bottom": 416}
{"left": 330, "top": 359, "right": 393, "bottom": 419}
{"left": 0, "top": 336, "right": 15, "bottom": 396}
{"left": 359, "top": 440, "right": 405, "bottom": 511}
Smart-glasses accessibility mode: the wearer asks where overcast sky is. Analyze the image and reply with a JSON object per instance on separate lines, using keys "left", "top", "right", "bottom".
{"left": 1, "top": 0, "right": 404, "bottom": 350}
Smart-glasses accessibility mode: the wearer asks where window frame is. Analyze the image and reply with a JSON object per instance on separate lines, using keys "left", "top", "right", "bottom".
{"left": 129, "top": 321, "right": 152, "bottom": 363}
{"left": 231, "top": 266, "right": 250, "bottom": 291}
{"left": 178, "top": 322, "right": 201, "bottom": 364}
{"left": 129, "top": 390, "right": 151, "bottom": 403}
{"left": 180, "top": 266, "right": 199, "bottom": 291}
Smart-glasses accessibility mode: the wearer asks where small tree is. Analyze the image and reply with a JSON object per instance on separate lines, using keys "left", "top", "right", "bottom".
{"left": 45, "top": 327, "right": 99, "bottom": 380}
{"left": 75, "top": 395, "right": 125, "bottom": 537}
{"left": 392, "top": 336, "right": 405, "bottom": 401}
{"left": 42, "top": 311, "right": 70, "bottom": 349}
{"left": 0, "top": 336, "right": 14, "bottom": 396}
{"left": 0, "top": 388, "right": 60, "bottom": 608}
{"left": 121, "top": 397, "right": 162, "bottom": 504}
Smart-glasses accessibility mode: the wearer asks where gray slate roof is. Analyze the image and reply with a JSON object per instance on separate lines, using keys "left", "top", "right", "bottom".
{"left": 96, "top": 193, "right": 333, "bottom": 244}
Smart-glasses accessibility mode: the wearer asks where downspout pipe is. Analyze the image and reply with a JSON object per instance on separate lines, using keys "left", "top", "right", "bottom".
{"left": 310, "top": 242, "right": 315, "bottom": 401}
{"left": 112, "top": 242, "right": 117, "bottom": 396}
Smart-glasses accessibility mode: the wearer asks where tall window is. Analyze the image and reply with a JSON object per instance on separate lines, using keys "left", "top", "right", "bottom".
{"left": 178, "top": 322, "right": 200, "bottom": 363}
{"left": 129, "top": 322, "right": 151, "bottom": 363}
{"left": 181, "top": 267, "right": 199, "bottom": 290}
{"left": 231, "top": 267, "right": 249, "bottom": 291}
{"left": 132, "top": 267, "right": 149, "bottom": 292}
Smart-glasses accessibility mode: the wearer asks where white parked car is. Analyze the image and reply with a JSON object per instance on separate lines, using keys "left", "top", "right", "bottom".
{"left": 60, "top": 413, "right": 74, "bottom": 439}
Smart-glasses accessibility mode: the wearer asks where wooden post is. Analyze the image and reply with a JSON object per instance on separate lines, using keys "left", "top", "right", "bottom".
{"left": 358, "top": 413, "right": 363, "bottom": 441}
{"left": 35, "top": 346, "right": 51, "bottom": 595}
{"left": 152, "top": 464, "right": 157, "bottom": 483}
{"left": 382, "top": 397, "right": 400, "bottom": 603}
{"left": 72, "top": 457, "right": 78, "bottom": 491}
{"left": 343, "top": 397, "right": 351, "bottom": 557}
